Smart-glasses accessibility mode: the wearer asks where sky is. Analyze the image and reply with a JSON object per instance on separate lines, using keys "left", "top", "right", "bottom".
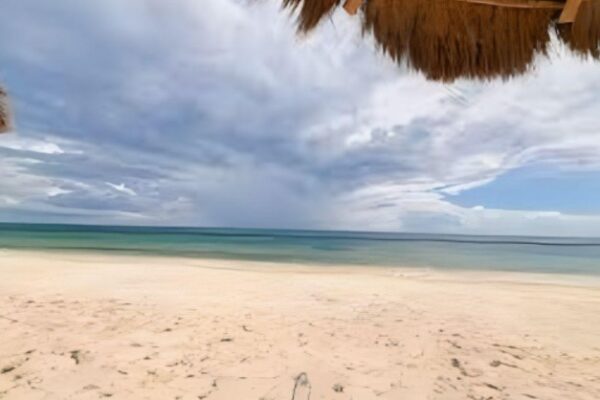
{"left": 1, "top": 0, "right": 600, "bottom": 237}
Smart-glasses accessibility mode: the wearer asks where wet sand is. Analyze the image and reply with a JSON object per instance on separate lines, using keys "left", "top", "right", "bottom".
{"left": 1, "top": 250, "right": 599, "bottom": 399}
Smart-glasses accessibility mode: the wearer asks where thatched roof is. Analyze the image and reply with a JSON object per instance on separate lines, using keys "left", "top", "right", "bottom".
{"left": 0, "top": 84, "right": 12, "bottom": 134}
{"left": 284, "top": 0, "right": 600, "bottom": 81}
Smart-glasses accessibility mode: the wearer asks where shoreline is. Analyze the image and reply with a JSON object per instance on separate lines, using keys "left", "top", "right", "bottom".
{"left": 2, "top": 224, "right": 600, "bottom": 277}
{"left": 1, "top": 250, "right": 599, "bottom": 399}
{"left": 2, "top": 248, "right": 600, "bottom": 288}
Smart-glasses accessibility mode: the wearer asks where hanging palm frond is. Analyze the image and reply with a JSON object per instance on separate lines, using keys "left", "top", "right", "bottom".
{"left": 557, "top": 0, "right": 600, "bottom": 57}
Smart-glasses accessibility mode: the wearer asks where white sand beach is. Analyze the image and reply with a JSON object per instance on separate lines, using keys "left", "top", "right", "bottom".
{"left": 1, "top": 250, "right": 599, "bottom": 399}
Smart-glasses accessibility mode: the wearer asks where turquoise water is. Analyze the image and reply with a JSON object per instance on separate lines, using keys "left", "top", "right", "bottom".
{"left": 1, "top": 223, "right": 600, "bottom": 275}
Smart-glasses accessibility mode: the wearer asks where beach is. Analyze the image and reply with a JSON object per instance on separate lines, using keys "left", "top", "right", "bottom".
{"left": 1, "top": 250, "right": 599, "bottom": 399}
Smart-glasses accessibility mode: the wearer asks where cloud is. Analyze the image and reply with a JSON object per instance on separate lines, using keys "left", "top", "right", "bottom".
{"left": 331, "top": 181, "right": 600, "bottom": 237}
{"left": 0, "top": 136, "right": 65, "bottom": 154}
{"left": 106, "top": 182, "right": 137, "bottom": 197}
{"left": 0, "top": 0, "right": 599, "bottom": 236}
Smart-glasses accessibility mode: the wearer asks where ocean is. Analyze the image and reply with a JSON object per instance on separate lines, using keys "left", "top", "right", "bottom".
{"left": 1, "top": 223, "right": 600, "bottom": 275}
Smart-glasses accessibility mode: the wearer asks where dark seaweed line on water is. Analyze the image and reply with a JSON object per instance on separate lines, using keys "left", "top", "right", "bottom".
{"left": 2, "top": 232, "right": 600, "bottom": 247}
{"left": 1, "top": 224, "right": 599, "bottom": 247}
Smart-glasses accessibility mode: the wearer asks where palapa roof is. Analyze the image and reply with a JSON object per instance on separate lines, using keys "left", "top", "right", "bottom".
{"left": 0, "top": 85, "right": 12, "bottom": 134}
{"left": 0, "top": 3, "right": 596, "bottom": 131}
{"left": 283, "top": 0, "right": 600, "bottom": 81}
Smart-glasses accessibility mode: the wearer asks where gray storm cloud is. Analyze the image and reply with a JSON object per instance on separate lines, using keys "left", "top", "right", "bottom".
{"left": 1, "top": 0, "right": 600, "bottom": 236}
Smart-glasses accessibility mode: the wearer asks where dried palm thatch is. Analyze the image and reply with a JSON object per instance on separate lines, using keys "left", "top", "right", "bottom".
{"left": 363, "top": 0, "right": 557, "bottom": 80}
{"left": 283, "top": 0, "right": 600, "bottom": 81}
{"left": 0, "top": 84, "right": 12, "bottom": 134}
